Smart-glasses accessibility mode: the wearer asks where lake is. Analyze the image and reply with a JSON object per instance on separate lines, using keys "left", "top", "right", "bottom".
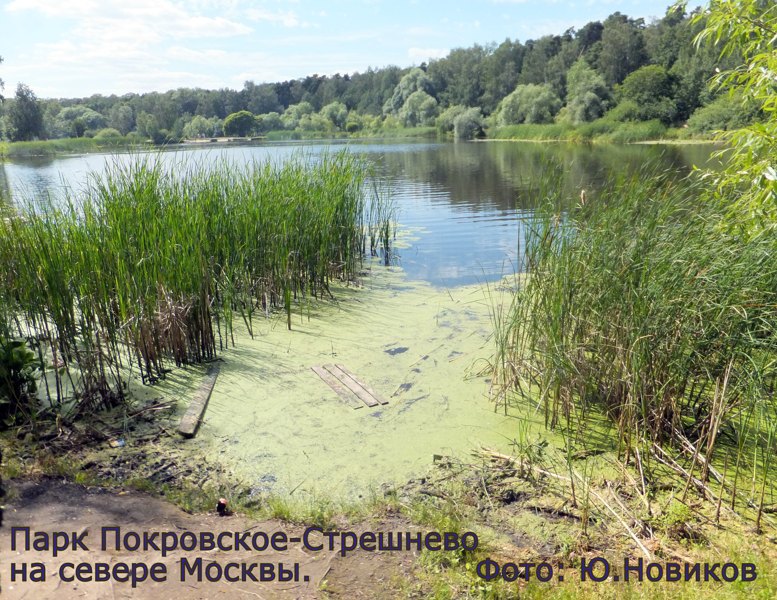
{"left": 0, "top": 140, "right": 720, "bottom": 495}
{"left": 0, "top": 140, "right": 715, "bottom": 287}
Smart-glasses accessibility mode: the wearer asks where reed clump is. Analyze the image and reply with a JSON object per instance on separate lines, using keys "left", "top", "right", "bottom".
{"left": 0, "top": 151, "right": 393, "bottom": 418}
{"left": 494, "top": 166, "right": 777, "bottom": 492}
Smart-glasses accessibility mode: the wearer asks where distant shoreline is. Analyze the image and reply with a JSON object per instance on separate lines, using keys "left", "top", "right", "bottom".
{"left": 1, "top": 129, "right": 721, "bottom": 160}
{"left": 478, "top": 137, "right": 719, "bottom": 145}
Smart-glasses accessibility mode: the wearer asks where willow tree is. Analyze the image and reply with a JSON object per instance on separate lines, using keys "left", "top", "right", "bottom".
{"left": 9, "top": 84, "right": 44, "bottom": 142}
{"left": 565, "top": 57, "right": 610, "bottom": 123}
{"left": 693, "top": 0, "right": 777, "bottom": 230}
{"left": 497, "top": 83, "right": 561, "bottom": 125}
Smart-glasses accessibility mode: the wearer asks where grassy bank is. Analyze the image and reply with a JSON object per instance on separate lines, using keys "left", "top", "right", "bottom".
{"left": 0, "top": 136, "right": 150, "bottom": 159}
{"left": 0, "top": 127, "right": 441, "bottom": 159}
{"left": 487, "top": 119, "right": 712, "bottom": 143}
{"left": 0, "top": 151, "right": 394, "bottom": 420}
{"left": 352, "top": 126, "right": 438, "bottom": 139}
{"left": 234, "top": 124, "right": 695, "bottom": 144}
{"left": 262, "top": 127, "right": 437, "bottom": 141}
{"left": 0, "top": 124, "right": 703, "bottom": 161}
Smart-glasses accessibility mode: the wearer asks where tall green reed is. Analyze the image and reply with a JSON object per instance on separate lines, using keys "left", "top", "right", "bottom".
{"left": 493, "top": 165, "right": 777, "bottom": 494}
{"left": 0, "top": 150, "right": 393, "bottom": 418}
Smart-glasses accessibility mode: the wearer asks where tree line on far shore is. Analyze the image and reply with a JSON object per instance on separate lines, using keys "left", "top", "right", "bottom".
{"left": 0, "top": 3, "right": 763, "bottom": 144}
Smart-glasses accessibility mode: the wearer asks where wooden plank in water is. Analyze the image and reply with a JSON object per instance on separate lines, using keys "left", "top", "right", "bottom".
{"left": 312, "top": 364, "right": 389, "bottom": 409}
{"left": 178, "top": 365, "right": 220, "bottom": 438}
{"left": 323, "top": 365, "right": 378, "bottom": 407}
{"left": 335, "top": 364, "right": 389, "bottom": 406}
{"left": 311, "top": 366, "right": 363, "bottom": 409}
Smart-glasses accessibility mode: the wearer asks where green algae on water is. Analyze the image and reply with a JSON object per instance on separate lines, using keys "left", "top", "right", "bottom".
{"left": 155, "top": 266, "right": 530, "bottom": 499}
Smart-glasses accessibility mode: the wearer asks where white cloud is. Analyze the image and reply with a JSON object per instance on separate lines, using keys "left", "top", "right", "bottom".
{"left": 166, "top": 46, "right": 232, "bottom": 63}
{"left": 245, "top": 8, "right": 304, "bottom": 28}
{"left": 6, "top": 0, "right": 252, "bottom": 38}
{"left": 516, "top": 18, "right": 587, "bottom": 38}
{"left": 5, "top": 0, "right": 100, "bottom": 17}
{"left": 3, "top": 0, "right": 256, "bottom": 96}
{"left": 269, "top": 31, "right": 379, "bottom": 47}
{"left": 232, "top": 52, "right": 367, "bottom": 84}
{"left": 4, "top": 0, "right": 637, "bottom": 98}
{"left": 114, "top": 69, "right": 227, "bottom": 92}
{"left": 407, "top": 48, "right": 449, "bottom": 62}
{"left": 405, "top": 26, "right": 440, "bottom": 37}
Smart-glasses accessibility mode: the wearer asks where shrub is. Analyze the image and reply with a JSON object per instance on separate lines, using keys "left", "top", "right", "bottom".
{"left": 496, "top": 84, "right": 562, "bottom": 125}
{"left": 224, "top": 110, "right": 256, "bottom": 137}
{"left": 436, "top": 105, "right": 468, "bottom": 135}
{"left": 255, "top": 112, "right": 282, "bottom": 134}
{"left": 687, "top": 94, "right": 760, "bottom": 133}
{"left": 94, "top": 128, "right": 122, "bottom": 139}
{"left": 604, "top": 120, "right": 667, "bottom": 143}
{"left": 0, "top": 337, "right": 39, "bottom": 427}
{"left": 615, "top": 65, "right": 678, "bottom": 124}
{"left": 453, "top": 107, "right": 484, "bottom": 140}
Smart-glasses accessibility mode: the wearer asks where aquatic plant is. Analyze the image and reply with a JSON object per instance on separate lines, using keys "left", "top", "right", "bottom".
{"left": 0, "top": 336, "right": 39, "bottom": 425}
{"left": 0, "top": 150, "right": 393, "bottom": 418}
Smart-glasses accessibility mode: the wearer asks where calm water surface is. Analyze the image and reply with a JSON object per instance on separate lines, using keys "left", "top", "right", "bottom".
{"left": 0, "top": 140, "right": 715, "bottom": 286}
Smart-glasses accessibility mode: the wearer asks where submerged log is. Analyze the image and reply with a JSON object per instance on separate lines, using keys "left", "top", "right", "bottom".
{"left": 178, "top": 364, "right": 220, "bottom": 438}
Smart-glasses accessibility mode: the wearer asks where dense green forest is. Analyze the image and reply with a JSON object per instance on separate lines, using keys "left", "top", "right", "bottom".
{"left": 0, "top": 2, "right": 763, "bottom": 146}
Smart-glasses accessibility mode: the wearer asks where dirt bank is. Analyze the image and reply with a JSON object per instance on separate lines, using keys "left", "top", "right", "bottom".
{"left": 0, "top": 478, "right": 415, "bottom": 599}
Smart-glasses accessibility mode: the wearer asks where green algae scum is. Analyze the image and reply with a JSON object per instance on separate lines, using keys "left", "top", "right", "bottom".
{"left": 163, "top": 268, "right": 523, "bottom": 497}
{"left": 0, "top": 151, "right": 394, "bottom": 419}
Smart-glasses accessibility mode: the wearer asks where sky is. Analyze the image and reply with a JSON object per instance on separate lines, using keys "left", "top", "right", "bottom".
{"left": 0, "top": 0, "right": 700, "bottom": 99}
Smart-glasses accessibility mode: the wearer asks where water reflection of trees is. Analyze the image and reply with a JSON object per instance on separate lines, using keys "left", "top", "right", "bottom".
{"left": 379, "top": 142, "right": 715, "bottom": 212}
{"left": 0, "top": 164, "right": 11, "bottom": 208}
{"left": 1, "top": 142, "right": 716, "bottom": 216}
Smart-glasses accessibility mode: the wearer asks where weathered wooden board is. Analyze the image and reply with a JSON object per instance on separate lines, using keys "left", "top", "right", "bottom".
{"left": 311, "top": 366, "right": 363, "bottom": 409}
{"left": 335, "top": 364, "right": 389, "bottom": 406}
{"left": 178, "top": 364, "right": 220, "bottom": 438}
{"left": 324, "top": 364, "right": 379, "bottom": 408}
{"left": 312, "top": 364, "right": 388, "bottom": 408}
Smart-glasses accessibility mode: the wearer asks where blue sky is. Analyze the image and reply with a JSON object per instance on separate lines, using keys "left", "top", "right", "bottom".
{"left": 0, "top": 1, "right": 699, "bottom": 99}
